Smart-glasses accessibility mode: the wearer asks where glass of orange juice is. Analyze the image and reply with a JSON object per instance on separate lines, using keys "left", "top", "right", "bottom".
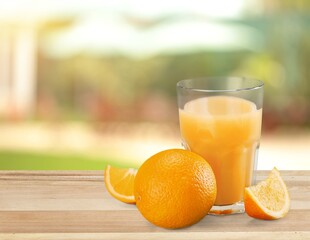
{"left": 177, "top": 77, "right": 264, "bottom": 215}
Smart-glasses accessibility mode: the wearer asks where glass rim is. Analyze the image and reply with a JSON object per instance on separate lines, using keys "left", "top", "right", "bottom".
{"left": 177, "top": 77, "right": 264, "bottom": 93}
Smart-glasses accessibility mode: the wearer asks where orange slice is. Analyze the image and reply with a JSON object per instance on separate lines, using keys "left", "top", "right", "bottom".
{"left": 104, "top": 165, "right": 137, "bottom": 204}
{"left": 244, "top": 167, "right": 290, "bottom": 220}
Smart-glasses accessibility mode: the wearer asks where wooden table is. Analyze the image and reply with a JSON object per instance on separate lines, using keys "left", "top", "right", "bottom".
{"left": 0, "top": 171, "right": 309, "bottom": 240}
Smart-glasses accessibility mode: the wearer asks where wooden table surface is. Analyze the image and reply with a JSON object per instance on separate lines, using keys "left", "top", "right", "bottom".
{"left": 0, "top": 171, "right": 309, "bottom": 240}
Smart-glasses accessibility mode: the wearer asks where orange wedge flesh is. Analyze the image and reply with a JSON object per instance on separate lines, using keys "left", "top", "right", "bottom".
{"left": 244, "top": 167, "right": 290, "bottom": 220}
{"left": 104, "top": 165, "right": 137, "bottom": 204}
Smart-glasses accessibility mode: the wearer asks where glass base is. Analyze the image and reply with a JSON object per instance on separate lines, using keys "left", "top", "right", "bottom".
{"left": 209, "top": 201, "right": 245, "bottom": 215}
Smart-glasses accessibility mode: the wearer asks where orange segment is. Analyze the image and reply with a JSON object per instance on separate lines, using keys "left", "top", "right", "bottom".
{"left": 104, "top": 165, "right": 137, "bottom": 204}
{"left": 244, "top": 167, "right": 290, "bottom": 220}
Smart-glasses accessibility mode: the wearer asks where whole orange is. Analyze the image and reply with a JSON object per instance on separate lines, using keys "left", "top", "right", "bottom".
{"left": 134, "top": 149, "right": 217, "bottom": 229}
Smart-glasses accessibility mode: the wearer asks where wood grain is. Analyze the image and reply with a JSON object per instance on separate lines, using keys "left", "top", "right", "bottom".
{"left": 0, "top": 171, "right": 309, "bottom": 239}
{"left": 0, "top": 232, "right": 309, "bottom": 240}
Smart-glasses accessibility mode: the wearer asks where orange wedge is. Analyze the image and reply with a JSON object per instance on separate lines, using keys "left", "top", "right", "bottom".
{"left": 244, "top": 167, "right": 290, "bottom": 220}
{"left": 104, "top": 165, "right": 137, "bottom": 204}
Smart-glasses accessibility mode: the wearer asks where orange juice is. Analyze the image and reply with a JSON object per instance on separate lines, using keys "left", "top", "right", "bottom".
{"left": 179, "top": 96, "right": 262, "bottom": 205}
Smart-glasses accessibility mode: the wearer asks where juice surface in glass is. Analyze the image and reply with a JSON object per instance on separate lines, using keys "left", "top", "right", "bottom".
{"left": 179, "top": 96, "right": 262, "bottom": 206}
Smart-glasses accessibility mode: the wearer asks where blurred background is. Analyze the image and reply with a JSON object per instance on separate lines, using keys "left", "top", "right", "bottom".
{"left": 0, "top": 0, "right": 309, "bottom": 170}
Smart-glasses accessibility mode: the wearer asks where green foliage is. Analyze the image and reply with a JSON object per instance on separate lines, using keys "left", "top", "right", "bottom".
{"left": 0, "top": 150, "right": 137, "bottom": 170}
{"left": 37, "top": 12, "right": 310, "bottom": 125}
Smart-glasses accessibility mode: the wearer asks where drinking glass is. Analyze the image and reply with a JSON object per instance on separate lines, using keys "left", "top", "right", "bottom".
{"left": 177, "top": 77, "right": 264, "bottom": 214}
